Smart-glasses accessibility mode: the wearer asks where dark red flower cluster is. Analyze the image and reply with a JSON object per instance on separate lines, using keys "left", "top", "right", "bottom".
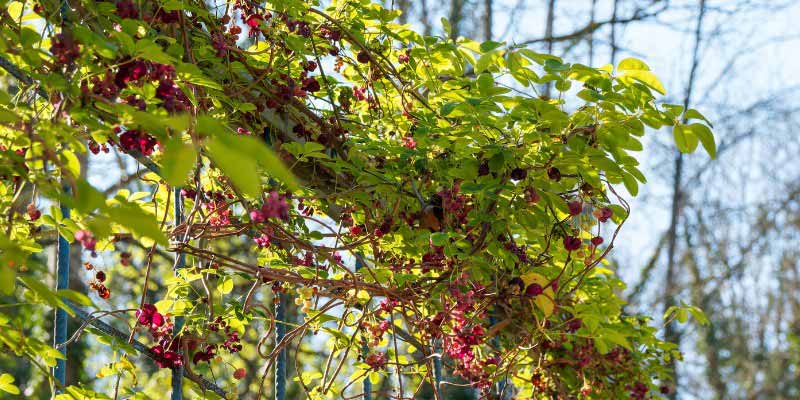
{"left": 206, "top": 199, "right": 231, "bottom": 227}
{"left": 152, "top": 8, "right": 180, "bottom": 24}
{"left": 115, "top": 59, "right": 149, "bottom": 87}
{"left": 83, "top": 262, "right": 110, "bottom": 299}
{"left": 505, "top": 240, "right": 529, "bottom": 263}
{"left": 50, "top": 32, "right": 80, "bottom": 65}
{"left": 120, "top": 251, "right": 132, "bottom": 266}
{"left": 401, "top": 136, "right": 416, "bottom": 149}
{"left": 115, "top": 0, "right": 138, "bottom": 19}
{"left": 525, "top": 283, "right": 543, "bottom": 297}
{"left": 563, "top": 235, "right": 582, "bottom": 251}
{"left": 87, "top": 139, "right": 110, "bottom": 155}
{"left": 74, "top": 230, "right": 97, "bottom": 252}
{"left": 250, "top": 191, "right": 290, "bottom": 222}
{"left": 192, "top": 317, "right": 243, "bottom": 364}
{"left": 156, "top": 80, "right": 191, "bottom": 113}
{"left": 378, "top": 298, "right": 398, "bottom": 315}
{"left": 625, "top": 381, "right": 650, "bottom": 400}
{"left": 26, "top": 203, "right": 41, "bottom": 221}
{"left": 361, "top": 320, "right": 391, "bottom": 346}
{"left": 364, "top": 352, "right": 387, "bottom": 371}
{"left": 593, "top": 207, "right": 613, "bottom": 223}
{"left": 211, "top": 32, "right": 230, "bottom": 58}
{"left": 118, "top": 129, "right": 159, "bottom": 155}
{"left": 437, "top": 185, "right": 471, "bottom": 227}
{"left": 137, "top": 304, "right": 182, "bottom": 369}
{"left": 373, "top": 216, "right": 394, "bottom": 238}
{"left": 524, "top": 186, "right": 541, "bottom": 205}
{"left": 319, "top": 25, "right": 342, "bottom": 42}
{"left": 423, "top": 276, "right": 495, "bottom": 389}
{"left": 421, "top": 245, "right": 445, "bottom": 273}
{"left": 285, "top": 17, "right": 310, "bottom": 37}
{"left": 568, "top": 200, "right": 583, "bottom": 216}
{"left": 254, "top": 233, "right": 271, "bottom": 249}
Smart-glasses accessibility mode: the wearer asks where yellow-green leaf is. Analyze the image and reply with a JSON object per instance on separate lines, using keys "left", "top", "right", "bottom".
{"left": 617, "top": 57, "right": 650, "bottom": 71}
{"left": 0, "top": 373, "right": 20, "bottom": 395}
{"left": 689, "top": 123, "right": 716, "bottom": 159}
{"left": 620, "top": 70, "right": 666, "bottom": 95}
{"left": 673, "top": 124, "right": 699, "bottom": 153}
{"left": 161, "top": 137, "right": 197, "bottom": 186}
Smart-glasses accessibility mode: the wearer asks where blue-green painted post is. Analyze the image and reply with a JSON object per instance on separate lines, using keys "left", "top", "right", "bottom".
{"left": 355, "top": 255, "right": 371, "bottom": 400}
{"left": 53, "top": 193, "right": 71, "bottom": 390}
{"left": 275, "top": 293, "right": 287, "bottom": 400}
{"left": 171, "top": 187, "right": 185, "bottom": 400}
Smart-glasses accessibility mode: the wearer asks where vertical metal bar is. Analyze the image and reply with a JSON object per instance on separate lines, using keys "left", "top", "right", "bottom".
{"left": 490, "top": 313, "right": 509, "bottom": 399}
{"left": 53, "top": 192, "right": 71, "bottom": 390}
{"left": 171, "top": 187, "right": 185, "bottom": 400}
{"left": 355, "top": 255, "right": 371, "bottom": 400}
{"left": 275, "top": 293, "right": 286, "bottom": 400}
{"left": 433, "top": 339, "right": 442, "bottom": 394}
{"left": 264, "top": 126, "right": 287, "bottom": 400}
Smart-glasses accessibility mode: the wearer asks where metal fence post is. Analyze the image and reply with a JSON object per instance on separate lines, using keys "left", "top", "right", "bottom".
{"left": 355, "top": 255, "right": 371, "bottom": 400}
{"left": 433, "top": 339, "right": 442, "bottom": 396}
{"left": 275, "top": 292, "right": 286, "bottom": 400}
{"left": 53, "top": 192, "right": 71, "bottom": 390}
{"left": 171, "top": 187, "right": 185, "bottom": 400}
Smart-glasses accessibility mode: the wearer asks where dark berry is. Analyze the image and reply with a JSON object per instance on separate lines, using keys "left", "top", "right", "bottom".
{"left": 563, "top": 236, "right": 581, "bottom": 251}
{"left": 568, "top": 201, "right": 583, "bottom": 216}
{"left": 525, "top": 283, "right": 543, "bottom": 297}
{"left": 510, "top": 167, "right": 528, "bottom": 181}
{"left": 547, "top": 167, "right": 562, "bottom": 182}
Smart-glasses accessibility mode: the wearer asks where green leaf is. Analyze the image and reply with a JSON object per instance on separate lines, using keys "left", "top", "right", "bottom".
{"left": 617, "top": 57, "right": 650, "bottom": 71}
{"left": 440, "top": 18, "right": 452, "bottom": 38}
{"left": 685, "top": 108, "right": 713, "bottom": 127}
{"left": 61, "top": 150, "right": 81, "bottom": 179}
{"left": 73, "top": 179, "right": 107, "bottom": 214}
{"left": 0, "top": 263, "right": 15, "bottom": 295}
{"left": 620, "top": 70, "right": 666, "bottom": 95}
{"left": 58, "top": 289, "right": 94, "bottom": 307}
{"left": 206, "top": 134, "right": 297, "bottom": 198}
{"left": 176, "top": 63, "right": 222, "bottom": 90}
{"left": 161, "top": 137, "right": 197, "bottom": 186}
{"left": 207, "top": 137, "right": 262, "bottom": 198}
{"left": 217, "top": 276, "right": 233, "bottom": 295}
{"left": 19, "top": 276, "right": 74, "bottom": 317}
{"left": 477, "top": 73, "right": 493, "bottom": 96}
{"left": 430, "top": 232, "right": 448, "bottom": 246}
{"left": 673, "top": 124, "right": 699, "bottom": 153}
{"left": 689, "top": 123, "right": 716, "bottom": 158}
{"left": 0, "top": 373, "right": 20, "bottom": 395}
{"left": 105, "top": 202, "right": 168, "bottom": 245}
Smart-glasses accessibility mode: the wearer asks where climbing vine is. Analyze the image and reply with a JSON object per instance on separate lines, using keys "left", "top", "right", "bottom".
{"left": 0, "top": 0, "right": 714, "bottom": 398}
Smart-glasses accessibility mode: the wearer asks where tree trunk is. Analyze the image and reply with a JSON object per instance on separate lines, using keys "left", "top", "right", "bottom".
{"left": 543, "top": 0, "right": 556, "bottom": 99}
{"left": 588, "top": 0, "right": 597, "bottom": 65}
{"left": 609, "top": 0, "right": 619, "bottom": 65}
{"left": 448, "top": 0, "right": 466, "bottom": 40}
{"left": 483, "top": 0, "right": 493, "bottom": 41}
{"left": 663, "top": 1, "right": 707, "bottom": 398}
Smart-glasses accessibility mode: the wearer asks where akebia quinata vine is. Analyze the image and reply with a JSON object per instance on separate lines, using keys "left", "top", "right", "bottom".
{"left": 0, "top": 0, "right": 715, "bottom": 398}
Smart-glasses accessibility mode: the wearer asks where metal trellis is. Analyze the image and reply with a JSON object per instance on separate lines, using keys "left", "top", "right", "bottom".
{"left": 171, "top": 187, "right": 186, "bottom": 399}
{"left": 355, "top": 254, "right": 371, "bottom": 400}
{"left": 53, "top": 190, "right": 71, "bottom": 391}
